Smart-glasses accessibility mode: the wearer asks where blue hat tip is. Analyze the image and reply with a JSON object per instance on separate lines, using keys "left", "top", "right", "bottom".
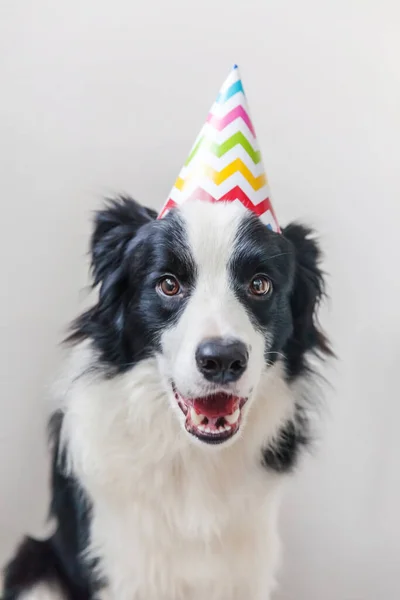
{"left": 233, "top": 64, "right": 239, "bottom": 69}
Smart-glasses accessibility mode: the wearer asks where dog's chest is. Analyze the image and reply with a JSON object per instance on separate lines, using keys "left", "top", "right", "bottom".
{"left": 62, "top": 358, "right": 291, "bottom": 599}
{"left": 89, "top": 452, "right": 280, "bottom": 600}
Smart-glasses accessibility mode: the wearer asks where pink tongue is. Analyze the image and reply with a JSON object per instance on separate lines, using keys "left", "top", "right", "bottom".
{"left": 193, "top": 393, "right": 237, "bottom": 417}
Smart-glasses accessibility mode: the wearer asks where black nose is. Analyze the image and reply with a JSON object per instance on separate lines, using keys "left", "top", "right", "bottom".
{"left": 196, "top": 338, "right": 249, "bottom": 384}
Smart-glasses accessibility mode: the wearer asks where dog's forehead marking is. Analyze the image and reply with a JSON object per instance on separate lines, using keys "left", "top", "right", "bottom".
{"left": 179, "top": 201, "right": 248, "bottom": 273}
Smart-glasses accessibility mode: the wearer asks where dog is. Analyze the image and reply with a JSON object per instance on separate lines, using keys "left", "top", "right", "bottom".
{"left": 2, "top": 196, "right": 331, "bottom": 600}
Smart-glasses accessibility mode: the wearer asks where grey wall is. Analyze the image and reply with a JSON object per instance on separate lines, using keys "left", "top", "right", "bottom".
{"left": 1, "top": 1, "right": 399, "bottom": 598}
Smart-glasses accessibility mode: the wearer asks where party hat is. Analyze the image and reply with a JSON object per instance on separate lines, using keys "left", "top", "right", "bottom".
{"left": 158, "top": 65, "right": 280, "bottom": 232}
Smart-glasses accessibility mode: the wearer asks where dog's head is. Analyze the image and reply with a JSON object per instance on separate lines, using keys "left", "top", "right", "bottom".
{"left": 70, "top": 197, "right": 329, "bottom": 447}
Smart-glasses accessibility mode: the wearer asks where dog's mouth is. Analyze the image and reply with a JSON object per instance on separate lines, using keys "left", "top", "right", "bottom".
{"left": 172, "top": 384, "right": 247, "bottom": 445}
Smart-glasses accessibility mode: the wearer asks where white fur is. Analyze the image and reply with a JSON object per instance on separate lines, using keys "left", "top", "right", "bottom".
{"left": 54, "top": 202, "right": 301, "bottom": 600}
{"left": 19, "top": 583, "right": 66, "bottom": 600}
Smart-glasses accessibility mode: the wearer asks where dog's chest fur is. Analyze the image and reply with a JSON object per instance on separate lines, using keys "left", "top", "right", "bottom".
{"left": 59, "top": 349, "right": 293, "bottom": 600}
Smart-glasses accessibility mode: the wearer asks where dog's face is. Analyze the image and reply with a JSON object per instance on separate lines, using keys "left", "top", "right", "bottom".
{"left": 71, "top": 197, "right": 327, "bottom": 448}
{"left": 154, "top": 201, "right": 294, "bottom": 446}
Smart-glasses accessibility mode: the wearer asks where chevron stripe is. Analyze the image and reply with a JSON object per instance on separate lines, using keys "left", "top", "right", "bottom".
{"left": 196, "top": 119, "right": 258, "bottom": 146}
{"left": 180, "top": 150, "right": 265, "bottom": 178}
{"left": 209, "top": 95, "right": 247, "bottom": 119}
{"left": 188, "top": 120, "right": 258, "bottom": 160}
{"left": 185, "top": 131, "right": 261, "bottom": 167}
{"left": 175, "top": 158, "right": 266, "bottom": 192}
{"left": 170, "top": 175, "right": 270, "bottom": 205}
{"left": 206, "top": 106, "right": 255, "bottom": 136}
{"left": 159, "top": 186, "right": 278, "bottom": 223}
{"left": 216, "top": 80, "right": 244, "bottom": 103}
{"left": 216, "top": 65, "right": 240, "bottom": 94}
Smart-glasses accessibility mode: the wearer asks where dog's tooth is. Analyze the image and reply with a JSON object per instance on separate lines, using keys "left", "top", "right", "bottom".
{"left": 224, "top": 425, "right": 231, "bottom": 431}
{"left": 225, "top": 408, "right": 240, "bottom": 424}
{"left": 205, "top": 427, "right": 212, "bottom": 433}
{"left": 190, "top": 408, "right": 204, "bottom": 426}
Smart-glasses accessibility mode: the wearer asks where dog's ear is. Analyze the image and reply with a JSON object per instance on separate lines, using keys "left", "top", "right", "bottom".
{"left": 65, "top": 196, "right": 156, "bottom": 358}
{"left": 282, "top": 223, "right": 332, "bottom": 375}
{"left": 90, "top": 196, "right": 157, "bottom": 287}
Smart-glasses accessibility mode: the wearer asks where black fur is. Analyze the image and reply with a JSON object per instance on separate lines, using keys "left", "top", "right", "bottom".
{"left": 231, "top": 214, "right": 296, "bottom": 359}
{"left": 67, "top": 197, "right": 196, "bottom": 373}
{"left": 282, "top": 222, "right": 332, "bottom": 379}
{"left": 261, "top": 418, "right": 308, "bottom": 473}
{"left": 231, "top": 215, "right": 331, "bottom": 474}
{"left": 3, "top": 537, "right": 72, "bottom": 600}
{"left": 260, "top": 222, "right": 332, "bottom": 471}
{"left": 47, "top": 412, "right": 96, "bottom": 595}
{"left": 232, "top": 215, "right": 331, "bottom": 378}
{"left": 2, "top": 414, "right": 94, "bottom": 600}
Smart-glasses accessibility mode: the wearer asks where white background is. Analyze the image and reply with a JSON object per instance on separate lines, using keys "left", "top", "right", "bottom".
{"left": 1, "top": 1, "right": 399, "bottom": 598}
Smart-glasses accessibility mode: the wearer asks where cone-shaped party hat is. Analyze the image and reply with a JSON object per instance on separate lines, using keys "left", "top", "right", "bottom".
{"left": 158, "top": 65, "right": 280, "bottom": 232}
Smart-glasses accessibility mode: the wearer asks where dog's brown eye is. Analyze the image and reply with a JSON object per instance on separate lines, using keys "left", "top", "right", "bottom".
{"left": 158, "top": 276, "right": 180, "bottom": 296}
{"left": 249, "top": 275, "right": 272, "bottom": 296}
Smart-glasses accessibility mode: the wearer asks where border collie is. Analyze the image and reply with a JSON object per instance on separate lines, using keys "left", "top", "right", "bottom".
{"left": 2, "top": 197, "right": 331, "bottom": 600}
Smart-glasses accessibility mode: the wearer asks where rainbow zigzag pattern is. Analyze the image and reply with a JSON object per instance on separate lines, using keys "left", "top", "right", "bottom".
{"left": 159, "top": 66, "right": 280, "bottom": 232}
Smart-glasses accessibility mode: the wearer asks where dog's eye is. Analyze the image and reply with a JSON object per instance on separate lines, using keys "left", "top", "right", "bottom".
{"left": 249, "top": 275, "right": 272, "bottom": 296}
{"left": 158, "top": 276, "right": 181, "bottom": 297}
